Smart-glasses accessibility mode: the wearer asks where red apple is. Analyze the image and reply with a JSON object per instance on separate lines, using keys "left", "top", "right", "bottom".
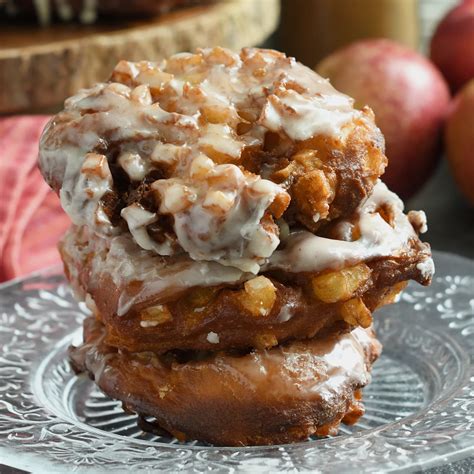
{"left": 316, "top": 39, "right": 450, "bottom": 199}
{"left": 445, "top": 80, "right": 474, "bottom": 206}
{"left": 430, "top": 0, "right": 474, "bottom": 93}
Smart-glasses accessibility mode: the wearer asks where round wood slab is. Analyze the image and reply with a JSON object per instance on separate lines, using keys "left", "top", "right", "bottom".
{"left": 0, "top": 0, "right": 279, "bottom": 114}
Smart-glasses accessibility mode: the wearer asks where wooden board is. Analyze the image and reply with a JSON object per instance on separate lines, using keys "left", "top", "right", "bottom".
{"left": 0, "top": 0, "right": 279, "bottom": 114}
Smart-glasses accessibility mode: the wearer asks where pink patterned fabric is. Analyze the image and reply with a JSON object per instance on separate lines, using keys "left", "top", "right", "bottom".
{"left": 0, "top": 116, "right": 70, "bottom": 282}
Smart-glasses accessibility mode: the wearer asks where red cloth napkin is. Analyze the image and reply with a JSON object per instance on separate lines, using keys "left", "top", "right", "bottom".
{"left": 0, "top": 116, "right": 70, "bottom": 282}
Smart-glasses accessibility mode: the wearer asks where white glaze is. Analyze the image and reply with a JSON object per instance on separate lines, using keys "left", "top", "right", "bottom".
{"left": 40, "top": 82, "right": 199, "bottom": 239}
{"left": 154, "top": 162, "right": 285, "bottom": 273}
{"left": 207, "top": 332, "right": 220, "bottom": 344}
{"left": 118, "top": 152, "right": 149, "bottom": 181}
{"left": 100, "top": 233, "right": 252, "bottom": 315}
{"left": 73, "top": 323, "right": 379, "bottom": 410}
{"left": 61, "top": 181, "right": 432, "bottom": 315}
{"left": 58, "top": 152, "right": 115, "bottom": 235}
{"left": 43, "top": 47, "right": 433, "bottom": 316}
{"left": 259, "top": 90, "right": 354, "bottom": 141}
{"left": 60, "top": 226, "right": 251, "bottom": 315}
{"left": 229, "top": 326, "right": 378, "bottom": 399}
{"left": 266, "top": 181, "right": 434, "bottom": 275}
{"left": 416, "top": 211, "right": 428, "bottom": 234}
{"left": 277, "top": 302, "right": 296, "bottom": 323}
{"left": 84, "top": 293, "right": 98, "bottom": 314}
{"left": 121, "top": 204, "right": 174, "bottom": 255}
{"left": 416, "top": 258, "right": 435, "bottom": 280}
{"left": 198, "top": 124, "right": 244, "bottom": 158}
{"left": 40, "top": 48, "right": 364, "bottom": 271}
{"left": 408, "top": 210, "right": 428, "bottom": 234}
{"left": 140, "top": 320, "right": 160, "bottom": 328}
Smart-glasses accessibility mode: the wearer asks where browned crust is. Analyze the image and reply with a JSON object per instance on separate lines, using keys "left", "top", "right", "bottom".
{"left": 60, "top": 226, "right": 429, "bottom": 353}
{"left": 39, "top": 51, "right": 387, "bottom": 243}
{"left": 70, "top": 317, "right": 381, "bottom": 446}
{"left": 270, "top": 110, "right": 387, "bottom": 232}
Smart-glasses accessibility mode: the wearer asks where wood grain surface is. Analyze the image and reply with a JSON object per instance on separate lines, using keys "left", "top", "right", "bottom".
{"left": 0, "top": 0, "right": 279, "bottom": 113}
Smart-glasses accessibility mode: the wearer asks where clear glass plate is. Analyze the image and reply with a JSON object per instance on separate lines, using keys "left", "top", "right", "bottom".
{"left": 0, "top": 251, "right": 473, "bottom": 473}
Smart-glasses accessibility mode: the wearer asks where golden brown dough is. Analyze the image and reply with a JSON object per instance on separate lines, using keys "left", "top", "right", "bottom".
{"left": 70, "top": 317, "right": 381, "bottom": 446}
{"left": 39, "top": 47, "right": 387, "bottom": 257}
{"left": 59, "top": 188, "right": 430, "bottom": 354}
{"left": 37, "top": 47, "right": 434, "bottom": 446}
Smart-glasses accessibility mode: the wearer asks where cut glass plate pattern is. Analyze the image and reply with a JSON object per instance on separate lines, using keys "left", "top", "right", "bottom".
{"left": 0, "top": 251, "right": 473, "bottom": 472}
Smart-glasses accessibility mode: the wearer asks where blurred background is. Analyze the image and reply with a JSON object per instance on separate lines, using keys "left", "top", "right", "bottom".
{"left": 0, "top": 0, "right": 472, "bottom": 283}
{"left": 1, "top": 4, "right": 472, "bottom": 473}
